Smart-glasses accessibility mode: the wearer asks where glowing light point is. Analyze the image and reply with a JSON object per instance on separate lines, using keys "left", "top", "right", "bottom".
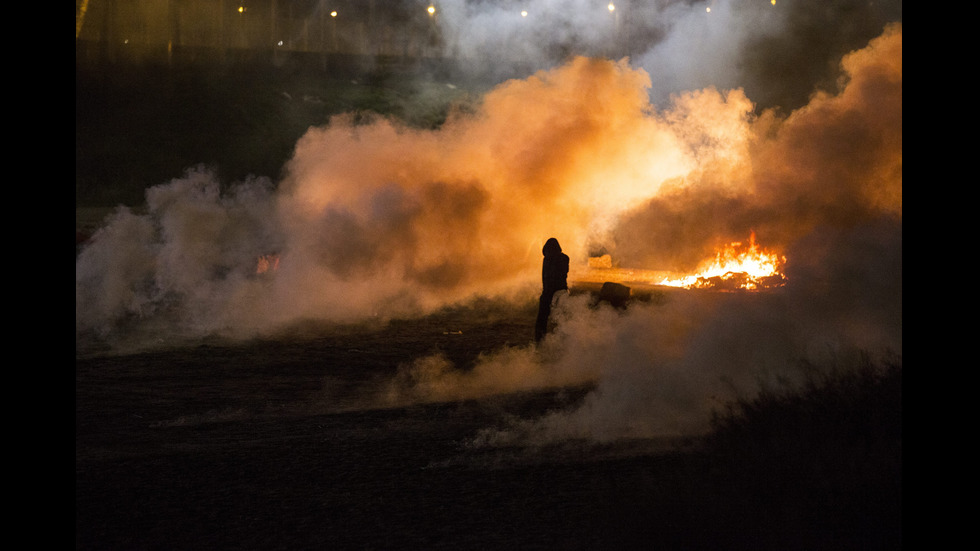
{"left": 706, "top": 7, "right": 711, "bottom": 13}
{"left": 608, "top": 3, "right": 615, "bottom": 12}
{"left": 330, "top": 10, "right": 337, "bottom": 17}
{"left": 521, "top": 10, "right": 528, "bottom": 17}
{"left": 427, "top": 5, "right": 435, "bottom": 16}
{"left": 238, "top": 6, "right": 245, "bottom": 13}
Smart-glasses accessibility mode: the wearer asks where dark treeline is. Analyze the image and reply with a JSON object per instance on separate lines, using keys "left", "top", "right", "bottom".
{"left": 75, "top": 48, "right": 487, "bottom": 208}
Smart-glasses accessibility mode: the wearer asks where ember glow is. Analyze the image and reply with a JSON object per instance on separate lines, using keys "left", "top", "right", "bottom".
{"left": 255, "top": 254, "right": 279, "bottom": 275}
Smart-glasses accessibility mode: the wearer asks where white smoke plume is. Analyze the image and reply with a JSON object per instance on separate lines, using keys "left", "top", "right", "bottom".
{"left": 437, "top": 0, "right": 901, "bottom": 110}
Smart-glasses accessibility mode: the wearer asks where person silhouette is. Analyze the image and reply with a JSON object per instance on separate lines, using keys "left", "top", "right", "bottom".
{"left": 535, "top": 237, "right": 570, "bottom": 342}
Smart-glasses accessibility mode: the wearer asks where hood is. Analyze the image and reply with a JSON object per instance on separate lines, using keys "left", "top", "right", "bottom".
{"left": 542, "top": 238, "right": 562, "bottom": 257}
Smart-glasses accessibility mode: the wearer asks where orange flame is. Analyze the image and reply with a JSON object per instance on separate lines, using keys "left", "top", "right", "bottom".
{"left": 658, "top": 232, "right": 786, "bottom": 290}
{"left": 575, "top": 232, "right": 786, "bottom": 291}
{"left": 256, "top": 254, "right": 280, "bottom": 275}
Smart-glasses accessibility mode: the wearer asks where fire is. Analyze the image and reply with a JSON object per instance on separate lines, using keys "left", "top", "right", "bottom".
{"left": 256, "top": 254, "right": 280, "bottom": 275}
{"left": 575, "top": 232, "right": 786, "bottom": 292}
{"left": 657, "top": 232, "right": 786, "bottom": 290}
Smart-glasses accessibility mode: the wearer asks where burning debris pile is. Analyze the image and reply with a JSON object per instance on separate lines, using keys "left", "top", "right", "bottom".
{"left": 658, "top": 232, "right": 787, "bottom": 290}
{"left": 689, "top": 271, "right": 785, "bottom": 291}
{"left": 577, "top": 233, "right": 786, "bottom": 292}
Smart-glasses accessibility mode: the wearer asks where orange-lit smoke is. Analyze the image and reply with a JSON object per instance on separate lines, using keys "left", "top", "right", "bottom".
{"left": 76, "top": 21, "right": 901, "bottom": 446}
{"left": 606, "top": 24, "right": 902, "bottom": 274}
{"left": 76, "top": 24, "right": 901, "bottom": 358}
{"left": 379, "top": 24, "right": 902, "bottom": 442}
{"left": 265, "top": 55, "right": 759, "bottom": 324}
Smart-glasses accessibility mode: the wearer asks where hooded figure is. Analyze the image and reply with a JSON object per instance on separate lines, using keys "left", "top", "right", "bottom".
{"left": 535, "top": 238, "right": 570, "bottom": 342}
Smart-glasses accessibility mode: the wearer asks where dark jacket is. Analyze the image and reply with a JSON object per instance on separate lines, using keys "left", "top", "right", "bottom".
{"left": 541, "top": 238, "right": 569, "bottom": 295}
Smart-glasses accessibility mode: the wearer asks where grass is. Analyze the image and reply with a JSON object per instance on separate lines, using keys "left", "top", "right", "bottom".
{"left": 692, "top": 355, "right": 903, "bottom": 548}
{"left": 75, "top": 296, "right": 902, "bottom": 549}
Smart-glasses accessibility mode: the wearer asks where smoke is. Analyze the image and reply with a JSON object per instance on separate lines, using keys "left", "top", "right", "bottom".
{"left": 438, "top": 0, "right": 901, "bottom": 111}
{"left": 379, "top": 23, "right": 903, "bottom": 444}
{"left": 76, "top": 9, "right": 900, "bottom": 443}
{"left": 76, "top": 54, "right": 698, "bottom": 340}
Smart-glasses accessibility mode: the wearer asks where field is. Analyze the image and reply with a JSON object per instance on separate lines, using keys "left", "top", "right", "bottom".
{"left": 75, "top": 299, "right": 901, "bottom": 550}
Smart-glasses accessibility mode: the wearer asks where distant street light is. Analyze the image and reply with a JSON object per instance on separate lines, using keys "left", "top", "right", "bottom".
{"left": 608, "top": 2, "right": 620, "bottom": 58}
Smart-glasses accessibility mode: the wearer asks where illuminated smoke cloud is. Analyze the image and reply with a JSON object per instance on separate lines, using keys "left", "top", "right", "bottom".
{"left": 387, "top": 25, "right": 902, "bottom": 444}
{"left": 77, "top": 56, "right": 707, "bottom": 339}
{"left": 76, "top": 24, "right": 900, "bottom": 337}
{"left": 76, "top": 7, "right": 900, "bottom": 444}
